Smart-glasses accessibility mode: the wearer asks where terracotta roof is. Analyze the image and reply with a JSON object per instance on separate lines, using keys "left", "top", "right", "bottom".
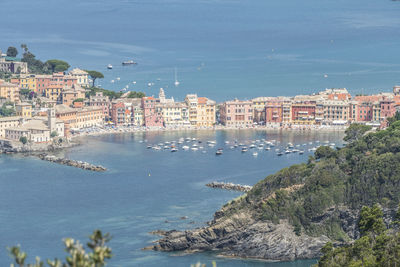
{"left": 198, "top": 97, "right": 208, "bottom": 104}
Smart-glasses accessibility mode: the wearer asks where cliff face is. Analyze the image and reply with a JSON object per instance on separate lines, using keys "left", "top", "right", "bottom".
{"left": 150, "top": 123, "right": 400, "bottom": 261}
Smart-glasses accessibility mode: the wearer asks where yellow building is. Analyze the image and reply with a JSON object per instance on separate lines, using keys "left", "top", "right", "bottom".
{"left": 19, "top": 75, "right": 37, "bottom": 91}
{"left": 75, "top": 106, "right": 105, "bottom": 129}
{"left": 45, "top": 84, "right": 63, "bottom": 102}
{"left": 196, "top": 97, "right": 216, "bottom": 127}
{"left": 16, "top": 102, "right": 32, "bottom": 118}
{"left": 0, "top": 79, "right": 20, "bottom": 103}
{"left": 56, "top": 104, "right": 104, "bottom": 131}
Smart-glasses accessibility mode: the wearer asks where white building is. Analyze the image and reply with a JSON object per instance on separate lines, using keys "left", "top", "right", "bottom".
{"left": 69, "top": 68, "right": 90, "bottom": 87}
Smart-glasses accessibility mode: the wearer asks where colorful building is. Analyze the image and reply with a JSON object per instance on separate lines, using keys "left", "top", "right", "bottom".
{"left": 291, "top": 101, "right": 316, "bottom": 124}
{"left": 219, "top": 99, "right": 253, "bottom": 127}
{"left": 0, "top": 79, "right": 20, "bottom": 102}
{"left": 196, "top": 97, "right": 216, "bottom": 127}
{"left": 89, "top": 92, "right": 110, "bottom": 120}
{"left": 15, "top": 102, "right": 32, "bottom": 118}
{"left": 322, "top": 100, "right": 350, "bottom": 124}
{"left": 69, "top": 68, "right": 89, "bottom": 87}
{"left": 265, "top": 100, "right": 283, "bottom": 124}
{"left": 141, "top": 97, "right": 163, "bottom": 127}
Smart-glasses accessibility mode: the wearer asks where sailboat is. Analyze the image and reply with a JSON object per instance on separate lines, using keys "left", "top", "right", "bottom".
{"left": 174, "top": 68, "right": 180, "bottom": 87}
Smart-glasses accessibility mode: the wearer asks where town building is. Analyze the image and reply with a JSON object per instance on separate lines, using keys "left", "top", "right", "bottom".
{"left": 252, "top": 97, "right": 270, "bottom": 124}
{"left": 3, "top": 109, "right": 64, "bottom": 143}
{"left": 61, "top": 84, "right": 86, "bottom": 107}
{"left": 19, "top": 75, "right": 37, "bottom": 91}
{"left": 88, "top": 92, "right": 110, "bottom": 120}
{"left": 56, "top": 105, "right": 103, "bottom": 135}
{"left": 0, "top": 79, "right": 20, "bottom": 102}
{"left": 291, "top": 101, "right": 316, "bottom": 124}
{"left": 69, "top": 68, "right": 90, "bottom": 87}
{"left": 0, "top": 116, "right": 22, "bottom": 138}
{"left": 196, "top": 97, "right": 216, "bottom": 127}
{"left": 16, "top": 102, "right": 32, "bottom": 118}
{"left": 5, "top": 120, "right": 51, "bottom": 143}
{"left": 35, "top": 74, "right": 52, "bottom": 95}
{"left": 219, "top": 99, "right": 253, "bottom": 127}
{"left": 156, "top": 102, "right": 190, "bottom": 127}
{"left": 185, "top": 94, "right": 198, "bottom": 126}
{"left": 0, "top": 56, "right": 28, "bottom": 74}
{"left": 111, "top": 101, "right": 129, "bottom": 126}
{"left": 265, "top": 99, "right": 283, "bottom": 124}
{"left": 141, "top": 97, "right": 163, "bottom": 127}
{"left": 322, "top": 100, "right": 350, "bottom": 124}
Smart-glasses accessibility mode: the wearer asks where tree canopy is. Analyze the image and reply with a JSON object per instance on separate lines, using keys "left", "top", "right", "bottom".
{"left": 86, "top": 70, "right": 104, "bottom": 87}
{"left": 45, "top": 59, "right": 70, "bottom": 73}
{"left": 6, "top": 46, "right": 18, "bottom": 57}
{"left": 20, "top": 45, "right": 49, "bottom": 74}
{"left": 343, "top": 123, "right": 372, "bottom": 143}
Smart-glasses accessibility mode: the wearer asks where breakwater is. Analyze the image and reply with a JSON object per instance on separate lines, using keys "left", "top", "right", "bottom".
{"left": 206, "top": 181, "right": 252, "bottom": 192}
{"left": 38, "top": 154, "right": 107, "bottom": 172}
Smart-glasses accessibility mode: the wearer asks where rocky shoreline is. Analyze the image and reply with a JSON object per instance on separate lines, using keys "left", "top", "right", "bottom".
{"left": 38, "top": 153, "right": 107, "bottom": 172}
{"left": 206, "top": 182, "right": 252, "bottom": 192}
{"left": 146, "top": 203, "right": 398, "bottom": 262}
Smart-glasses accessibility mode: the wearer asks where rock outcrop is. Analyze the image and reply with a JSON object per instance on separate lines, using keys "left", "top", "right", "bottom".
{"left": 38, "top": 154, "right": 106, "bottom": 172}
{"left": 206, "top": 182, "right": 252, "bottom": 192}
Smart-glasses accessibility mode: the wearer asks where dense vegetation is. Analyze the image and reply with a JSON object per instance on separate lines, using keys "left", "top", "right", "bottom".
{"left": 316, "top": 204, "right": 400, "bottom": 266}
{"left": 0, "top": 101, "right": 15, "bottom": 117}
{"left": 127, "top": 91, "right": 145, "bottom": 98}
{"left": 85, "top": 87, "right": 145, "bottom": 100}
{"left": 221, "top": 121, "right": 400, "bottom": 241}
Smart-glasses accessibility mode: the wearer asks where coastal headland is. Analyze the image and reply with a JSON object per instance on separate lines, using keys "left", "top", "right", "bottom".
{"left": 147, "top": 122, "right": 400, "bottom": 261}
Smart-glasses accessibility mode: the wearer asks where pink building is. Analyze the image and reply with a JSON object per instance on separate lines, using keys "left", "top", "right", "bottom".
{"left": 356, "top": 102, "right": 373, "bottom": 122}
{"left": 380, "top": 97, "right": 396, "bottom": 120}
{"left": 219, "top": 99, "right": 253, "bottom": 126}
{"left": 141, "top": 97, "right": 163, "bottom": 127}
{"left": 111, "top": 101, "right": 127, "bottom": 125}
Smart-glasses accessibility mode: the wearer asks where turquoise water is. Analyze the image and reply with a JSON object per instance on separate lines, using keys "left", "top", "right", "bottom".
{"left": 1, "top": 0, "right": 400, "bottom": 101}
{"left": 0, "top": 129, "right": 344, "bottom": 266}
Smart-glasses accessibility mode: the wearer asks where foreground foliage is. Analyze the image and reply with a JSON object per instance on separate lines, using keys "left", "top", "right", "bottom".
{"left": 9, "top": 230, "right": 112, "bottom": 267}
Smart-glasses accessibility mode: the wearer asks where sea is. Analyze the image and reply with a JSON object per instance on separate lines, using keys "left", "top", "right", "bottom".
{"left": 0, "top": 130, "right": 345, "bottom": 266}
{"left": 0, "top": 0, "right": 398, "bottom": 266}
{"left": 1, "top": 0, "right": 400, "bottom": 101}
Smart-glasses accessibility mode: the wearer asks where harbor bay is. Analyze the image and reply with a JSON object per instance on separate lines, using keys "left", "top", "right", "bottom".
{"left": 0, "top": 129, "right": 344, "bottom": 266}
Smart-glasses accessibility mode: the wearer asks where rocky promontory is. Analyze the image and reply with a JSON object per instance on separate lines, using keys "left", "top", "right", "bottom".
{"left": 148, "top": 123, "right": 400, "bottom": 261}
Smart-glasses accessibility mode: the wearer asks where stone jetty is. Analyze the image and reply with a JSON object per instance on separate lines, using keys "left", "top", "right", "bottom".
{"left": 206, "top": 181, "right": 252, "bottom": 192}
{"left": 38, "top": 153, "right": 107, "bottom": 172}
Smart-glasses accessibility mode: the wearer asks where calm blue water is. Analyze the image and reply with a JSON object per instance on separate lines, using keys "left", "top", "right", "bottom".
{"left": 1, "top": 0, "right": 400, "bottom": 101}
{"left": 0, "top": 129, "right": 344, "bottom": 266}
